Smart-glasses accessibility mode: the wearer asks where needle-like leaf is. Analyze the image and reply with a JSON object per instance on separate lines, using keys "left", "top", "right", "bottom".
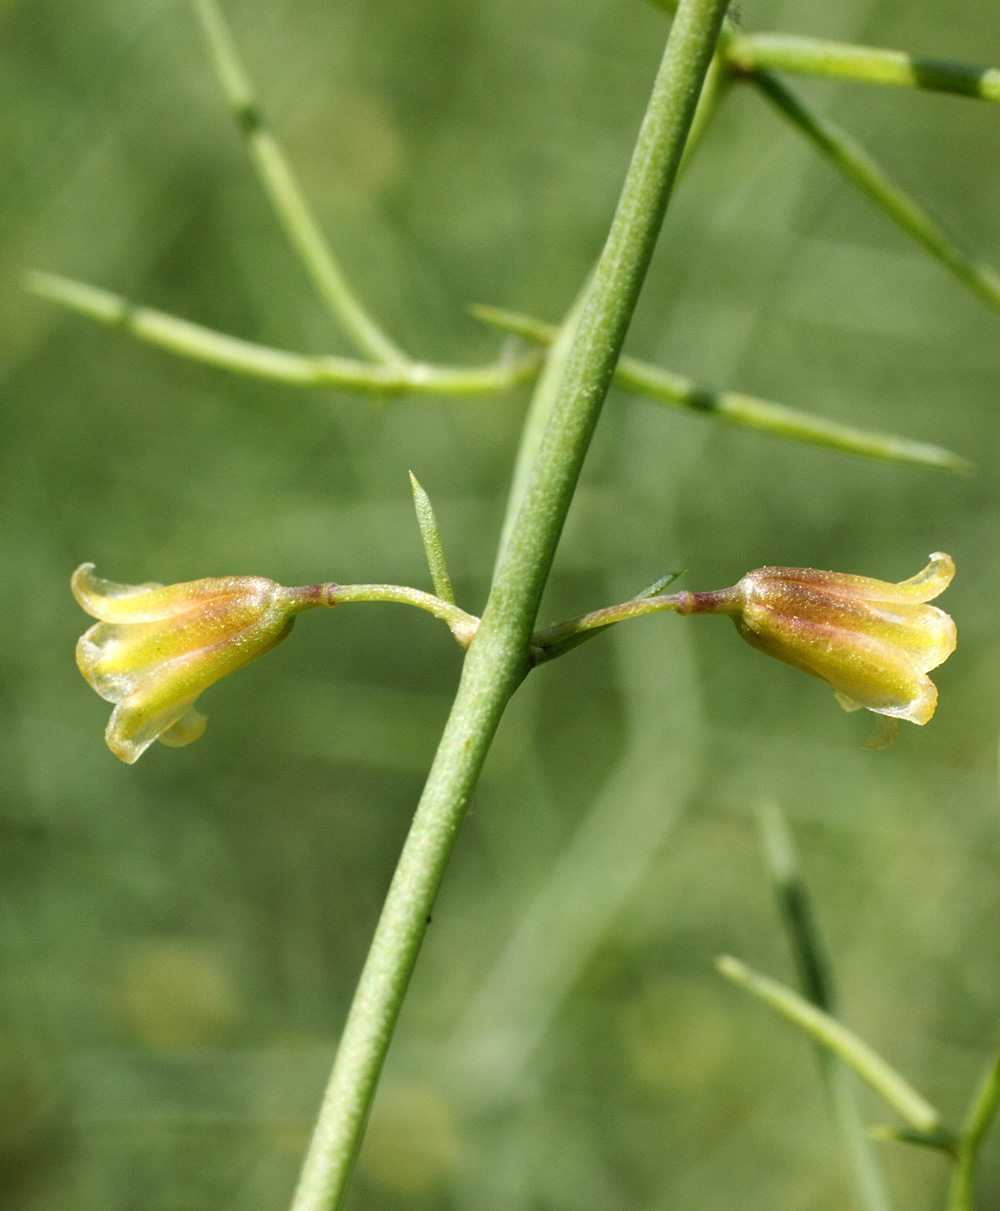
{"left": 409, "top": 473, "right": 456, "bottom": 605}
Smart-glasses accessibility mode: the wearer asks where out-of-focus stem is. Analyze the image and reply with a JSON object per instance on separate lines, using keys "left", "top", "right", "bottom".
{"left": 748, "top": 69, "right": 1000, "bottom": 318}
{"left": 25, "top": 272, "right": 542, "bottom": 397}
{"left": 946, "top": 1032, "right": 1000, "bottom": 1211}
{"left": 493, "top": 284, "right": 591, "bottom": 574}
{"left": 717, "top": 956, "right": 954, "bottom": 1147}
{"left": 726, "top": 34, "right": 1000, "bottom": 103}
{"left": 472, "top": 304, "right": 970, "bottom": 472}
{"left": 757, "top": 802, "right": 894, "bottom": 1211}
{"left": 191, "top": 0, "right": 408, "bottom": 364}
{"left": 676, "top": 49, "right": 730, "bottom": 177}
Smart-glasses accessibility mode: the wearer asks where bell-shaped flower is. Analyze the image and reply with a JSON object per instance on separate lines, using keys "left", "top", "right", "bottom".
{"left": 72, "top": 564, "right": 327, "bottom": 763}
{"left": 686, "top": 552, "right": 956, "bottom": 727}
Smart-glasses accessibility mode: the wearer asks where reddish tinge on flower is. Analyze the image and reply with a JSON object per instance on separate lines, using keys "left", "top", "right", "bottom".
{"left": 681, "top": 552, "right": 956, "bottom": 727}
{"left": 72, "top": 564, "right": 326, "bottom": 763}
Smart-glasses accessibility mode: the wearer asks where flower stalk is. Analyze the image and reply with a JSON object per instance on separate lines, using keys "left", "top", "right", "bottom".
{"left": 533, "top": 554, "right": 956, "bottom": 733}
{"left": 321, "top": 583, "right": 477, "bottom": 647}
{"left": 72, "top": 565, "right": 481, "bottom": 763}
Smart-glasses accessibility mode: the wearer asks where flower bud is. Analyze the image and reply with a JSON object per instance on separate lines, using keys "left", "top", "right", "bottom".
{"left": 688, "top": 553, "right": 956, "bottom": 726}
{"left": 72, "top": 564, "right": 326, "bottom": 763}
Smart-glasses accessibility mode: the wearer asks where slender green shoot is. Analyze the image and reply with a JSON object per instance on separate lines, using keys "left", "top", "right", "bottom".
{"left": 749, "top": 69, "right": 1000, "bottom": 318}
{"left": 287, "top": 4, "right": 731, "bottom": 1207}
{"left": 716, "top": 955, "right": 954, "bottom": 1146}
{"left": 324, "top": 583, "right": 476, "bottom": 647}
{"left": 472, "top": 304, "right": 970, "bottom": 472}
{"left": 190, "top": 0, "right": 408, "bottom": 364}
{"left": 726, "top": 34, "right": 1000, "bottom": 103}
{"left": 757, "top": 802, "right": 893, "bottom": 1211}
{"left": 408, "top": 473, "right": 456, "bottom": 604}
{"left": 757, "top": 801, "right": 832, "bottom": 1006}
{"left": 527, "top": 572, "right": 684, "bottom": 663}
{"left": 870, "top": 1126, "right": 959, "bottom": 1153}
{"left": 946, "top": 1031, "right": 1000, "bottom": 1210}
{"left": 677, "top": 49, "right": 730, "bottom": 178}
{"left": 531, "top": 588, "right": 689, "bottom": 664}
{"left": 25, "top": 272, "right": 542, "bottom": 397}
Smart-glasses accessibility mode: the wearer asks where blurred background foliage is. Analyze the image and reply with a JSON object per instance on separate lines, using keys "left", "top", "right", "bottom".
{"left": 2, "top": 0, "right": 1000, "bottom": 1208}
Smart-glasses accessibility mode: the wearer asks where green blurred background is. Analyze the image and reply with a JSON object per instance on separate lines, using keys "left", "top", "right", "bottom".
{"left": 2, "top": 0, "right": 1000, "bottom": 1207}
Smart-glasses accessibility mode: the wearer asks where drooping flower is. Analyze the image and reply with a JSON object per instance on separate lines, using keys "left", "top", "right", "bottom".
{"left": 72, "top": 564, "right": 327, "bottom": 763}
{"left": 681, "top": 552, "right": 956, "bottom": 729}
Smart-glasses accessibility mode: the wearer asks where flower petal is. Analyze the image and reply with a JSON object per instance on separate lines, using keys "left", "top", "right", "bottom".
{"left": 744, "top": 553, "right": 955, "bottom": 606}
{"left": 890, "top": 552, "right": 955, "bottom": 603}
{"left": 158, "top": 707, "right": 208, "bottom": 749}
{"left": 863, "top": 715, "right": 900, "bottom": 750}
{"left": 71, "top": 563, "right": 269, "bottom": 623}
{"left": 105, "top": 693, "right": 202, "bottom": 764}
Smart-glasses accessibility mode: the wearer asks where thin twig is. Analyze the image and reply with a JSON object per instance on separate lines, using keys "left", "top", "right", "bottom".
{"left": 757, "top": 802, "right": 894, "bottom": 1211}
{"left": 191, "top": 0, "right": 408, "bottom": 364}
{"left": 945, "top": 1030, "right": 1000, "bottom": 1207}
{"left": 749, "top": 69, "right": 1000, "bottom": 317}
{"left": 25, "top": 272, "right": 542, "bottom": 397}
{"left": 726, "top": 34, "right": 1000, "bottom": 104}
{"left": 472, "top": 304, "right": 970, "bottom": 472}
{"left": 717, "top": 955, "right": 954, "bottom": 1148}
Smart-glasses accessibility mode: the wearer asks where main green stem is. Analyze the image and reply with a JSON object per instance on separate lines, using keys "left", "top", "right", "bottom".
{"left": 287, "top": 3, "right": 729, "bottom": 1209}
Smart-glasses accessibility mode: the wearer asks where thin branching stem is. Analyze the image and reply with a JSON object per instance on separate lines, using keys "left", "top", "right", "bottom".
{"left": 531, "top": 590, "right": 691, "bottom": 662}
{"left": 472, "top": 304, "right": 969, "bottom": 471}
{"left": 677, "top": 48, "right": 730, "bottom": 176}
{"left": 191, "top": 0, "right": 408, "bottom": 364}
{"left": 726, "top": 34, "right": 1000, "bottom": 103}
{"left": 717, "top": 956, "right": 954, "bottom": 1149}
{"left": 25, "top": 272, "right": 542, "bottom": 397}
{"left": 492, "top": 284, "right": 591, "bottom": 574}
{"left": 946, "top": 1032, "right": 1000, "bottom": 1211}
{"left": 757, "top": 803, "right": 894, "bottom": 1211}
{"left": 286, "top": 4, "right": 730, "bottom": 1209}
{"left": 748, "top": 69, "right": 1000, "bottom": 317}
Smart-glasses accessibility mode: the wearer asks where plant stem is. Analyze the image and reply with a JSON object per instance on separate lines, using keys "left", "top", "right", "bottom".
{"left": 530, "top": 590, "right": 694, "bottom": 661}
{"left": 286, "top": 3, "right": 730, "bottom": 1209}
{"left": 24, "top": 272, "right": 542, "bottom": 397}
{"left": 471, "top": 304, "right": 970, "bottom": 472}
{"left": 191, "top": 0, "right": 408, "bottom": 364}
{"left": 726, "top": 34, "right": 1000, "bottom": 103}
{"left": 757, "top": 802, "right": 893, "bottom": 1211}
{"left": 493, "top": 284, "right": 591, "bottom": 573}
{"left": 677, "top": 48, "right": 729, "bottom": 177}
{"left": 322, "top": 584, "right": 477, "bottom": 646}
{"left": 717, "top": 956, "right": 953, "bottom": 1146}
{"left": 748, "top": 70, "right": 1000, "bottom": 317}
{"left": 946, "top": 1031, "right": 1000, "bottom": 1211}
